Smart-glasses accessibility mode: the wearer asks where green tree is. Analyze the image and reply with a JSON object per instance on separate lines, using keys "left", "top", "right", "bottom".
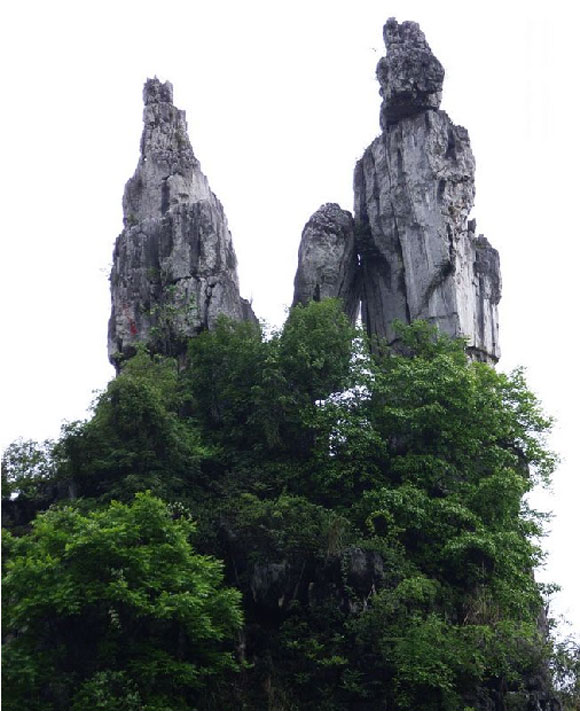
{"left": 1, "top": 438, "right": 55, "bottom": 501}
{"left": 553, "top": 637, "right": 580, "bottom": 710}
{"left": 249, "top": 320, "right": 557, "bottom": 709}
{"left": 184, "top": 301, "right": 356, "bottom": 457}
{"left": 2, "top": 492, "right": 243, "bottom": 711}
{"left": 278, "top": 299, "right": 356, "bottom": 404}
{"left": 2, "top": 309, "right": 567, "bottom": 710}
{"left": 57, "top": 347, "right": 206, "bottom": 503}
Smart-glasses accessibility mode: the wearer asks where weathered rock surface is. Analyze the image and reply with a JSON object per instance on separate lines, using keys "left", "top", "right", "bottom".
{"left": 354, "top": 18, "right": 501, "bottom": 362}
{"left": 377, "top": 18, "right": 444, "bottom": 128}
{"left": 292, "top": 203, "right": 359, "bottom": 322}
{"left": 292, "top": 19, "right": 500, "bottom": 363}
{"left": 108, "top": 78, "right": 255, "bottom": 365}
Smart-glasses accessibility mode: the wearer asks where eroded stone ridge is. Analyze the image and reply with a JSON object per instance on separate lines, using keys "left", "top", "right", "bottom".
{"left": 108, "top": 78, "right": 255, "bottom": 365}
{"left": 292, "top": 203, "right": 359, "bottom": 323}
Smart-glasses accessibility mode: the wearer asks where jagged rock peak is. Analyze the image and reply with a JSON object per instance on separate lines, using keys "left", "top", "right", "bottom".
{"left": 377, "top": 18, "right": 445, "bottom": 128}
{"left": 292, "top": 203, "right": 359, "bottom": 323}
{"left": 123, "top": 77, "right": 198, "bottom": 224}
{"left": 143, "top": 76, "right": 174, "bottom": 104}
{"left": 288, "top": 19, "right": 500, "bottom": 363}
{"left": 108, "top": 78, "right": 255, "bottom": 367}
{"left": 353, "top": 19, "right": 501, "bottom": 363}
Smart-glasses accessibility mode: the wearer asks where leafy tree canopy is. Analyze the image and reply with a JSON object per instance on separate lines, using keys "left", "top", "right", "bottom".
{"left": 2, "top": 492, "right": 242, "bottom": 711}
{"left": 3, "top": 301, "right": 576, "bottom": 710}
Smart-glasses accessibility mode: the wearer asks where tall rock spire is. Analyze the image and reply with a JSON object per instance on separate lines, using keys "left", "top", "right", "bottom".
{"left": 293, "top": 19, "right": 501, "bottom": 363}
{"left": 108, "top": 78, "right": 255, "bottom": 366}
{"left": 355, "top": 18, "right": 501, "bottom": 362}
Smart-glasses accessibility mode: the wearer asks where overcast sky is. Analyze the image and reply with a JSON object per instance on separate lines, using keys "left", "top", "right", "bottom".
{"left": 1, "top": 0, "right": 578, "bottom": 635}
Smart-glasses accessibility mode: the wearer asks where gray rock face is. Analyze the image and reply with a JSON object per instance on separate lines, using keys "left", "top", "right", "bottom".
{"left": 377, "top": 19, "right": 444, "bottom": 129}
{"left": 291, "top": 20, "right": 500, "bottom": 362}
{"left": 292, "top": 203, "right": 359, "bottom": 322}
{"left": 470, "top": 229, "right": 501, "bottom": 361}
{"left": 108, "top": 78, "right": 255, "bottom": 365}
{"left": 354, "top": 18, "right": 501, "bottom": 362}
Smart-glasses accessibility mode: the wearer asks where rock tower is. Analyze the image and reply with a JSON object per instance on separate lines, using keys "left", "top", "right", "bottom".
{"left": 293, "top": 203, "right": 359, "bottom": 325}
{"left": 293, "top": 19, "right": 501, "bottom": 362}
{"left": 108, "top": 78, "right": 255, "bottom": 366}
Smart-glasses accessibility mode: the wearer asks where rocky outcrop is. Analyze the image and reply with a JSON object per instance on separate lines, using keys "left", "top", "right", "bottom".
{"left": 292, "top": 203, "right": 359, "bottom": 322}
{"left": 108, "top": 78, "right": 255, "bottom": 365}
{"left": 377, "top": 18, "right": 444, "bottom": 128}
{"left": 293, "top": 19, "right": 501, "bottom": 363}
{"left": 354, "top": 18, "right": 501, "bottom": 362}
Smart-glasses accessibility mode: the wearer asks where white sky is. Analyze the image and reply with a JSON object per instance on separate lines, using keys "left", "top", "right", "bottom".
{"left": 1, "top": 0, "right": 578, "bottom": 635}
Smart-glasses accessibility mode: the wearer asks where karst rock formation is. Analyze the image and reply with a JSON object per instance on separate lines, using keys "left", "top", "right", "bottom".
{"left": 293, "top": 18, "right": 501, "bottom": 363}
{"left": 108, "top": 78, "right": 255, "bottom": 366}
{"left": 110, "top": 20, "right": 501, "bottom": 366}
{"left": 293, "top": 203, "right": 360, "bottom": 325}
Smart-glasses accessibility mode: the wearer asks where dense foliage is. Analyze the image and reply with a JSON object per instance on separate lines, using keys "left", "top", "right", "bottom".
{"left": 2, "top": 493, "right": 242, "bottom": 711}
{"left": 2, "top": 300, "right": 575, "bottom": 710}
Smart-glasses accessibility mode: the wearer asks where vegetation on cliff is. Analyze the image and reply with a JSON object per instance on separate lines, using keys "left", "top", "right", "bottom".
{"left": 2, "top": 302, "right": 577, "bottom": 709}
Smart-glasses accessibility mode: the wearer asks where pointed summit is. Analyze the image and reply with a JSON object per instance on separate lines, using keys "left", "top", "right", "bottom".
{"left": 108, "top": 78, "right": 255, "bottom": 367}
{"left": 122, "top": 78, "right": 199, "bottom": 222}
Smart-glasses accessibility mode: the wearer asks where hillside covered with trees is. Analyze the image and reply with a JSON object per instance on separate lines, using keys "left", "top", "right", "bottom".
{"left": 3, "top": 302, "right": 579, "bottom": 710}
